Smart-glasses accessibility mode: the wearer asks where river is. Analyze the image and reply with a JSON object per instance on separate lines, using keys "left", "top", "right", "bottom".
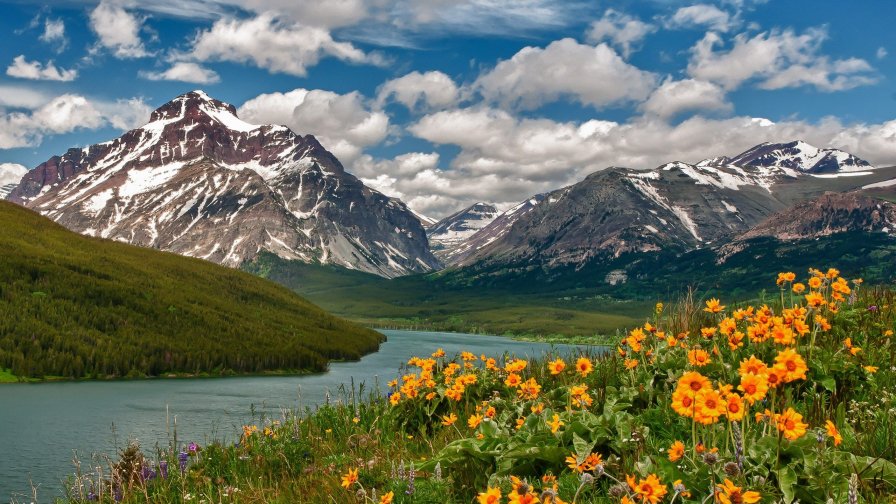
{"left": 0, "top": 330, "right": 593, "bottom": 502}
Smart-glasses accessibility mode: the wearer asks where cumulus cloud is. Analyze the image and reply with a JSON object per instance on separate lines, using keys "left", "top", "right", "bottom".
{"left": 181, "top": 13, "right": 382, "bottom": 77}
{"left": 877, "top": 47, "right": 888, "bottom": 59}
{"left": 238, "top": 88, "right": 389, "bottom": 162}
{"left": 376, "top": 71, "right": 460, "bottom": 111}
{"left": 640, "top": 78, "right": 732, "bottom": 119}
{"left": 396, "top": 105, "right": 896, "bottom": 217}
{"left": 89, "top": 1, "right": 151, "bottom": 58}
{"left": 0, "top": 94, "right": 150, "bottom": 149}
{"left": 6, "top": 55, "right": 77, "bottom": 81}
{"left": 0, "top": 85, "right": 51, "bottom": 109}
{"left": 666, "top": 4, "right": 732, "bottom": 32}
{"left": 586, "top": 9, "right": 655, "bottom": 58}
{"left": 474, "top": 38, "right": 658, "bottom": 110}
{"left": 0, "top": 163, "right": 28, "bottom": 186}
{"left": 688, "top": 28, "right": 878, "bottom": 91}
{"left": 39, "top": 18, "right": 67, "bottom": 51}
{"left": 139, "top": 62, "right": 220, "bottom": 84}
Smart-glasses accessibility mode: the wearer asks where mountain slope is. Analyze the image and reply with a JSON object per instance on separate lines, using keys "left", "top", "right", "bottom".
{"left": 729, "top": 140, "right": 873, "bottom": 174}
{"left": 0, "top": 201, "right": 382, "bottom": 380}
{"left": 428, "top": 202, "right": 499, "bottom": 262}
{"left": 7, "top": 90, "right": 438, "bottom": 278}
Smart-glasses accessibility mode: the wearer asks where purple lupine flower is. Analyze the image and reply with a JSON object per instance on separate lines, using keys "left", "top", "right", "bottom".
{"left": 141, "top": 464, "right": 157, "bottom": 482}
{"left": 113, "top": 486, "right": 122, "bottom": 502}
{"left": 87, "top": 491, "right": 97, "bottom": 501}
{"left": 159, "top": 460, "right": 168, "bottom": 479}
{"left": 178, "top": 451, "right": 189, "bottom": 473}
{"left": 869, "top": 305, "right": 879, "bottom": 312}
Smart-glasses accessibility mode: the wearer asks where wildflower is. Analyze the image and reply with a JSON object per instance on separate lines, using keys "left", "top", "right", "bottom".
{"left": 672, "top": 480, "right": 691, "bottom": 498}
{"left": 468, "top": 414, "right": 483, "bottom": 429}
{"left": 575, "top": 357, "right": 593, "bottom": 377}
{"left": 548, "top": 414, "right": 564, "bottom": 433}
{"left": 864, "top": 365, "right": 879, "bottom": 374}
{"left": 505, "top": 373, "right": 522, "bottom": 388}
{"left": 694, "top": 388, "right": 726, "bottom": 425}
{"left": 341, "top": 468, "right": 359, "bottom": 489}
{"left": 776, "top": 408, "right": 809, "bottom": 440}
{"left": 178, "top": 451, "right": 189, "bottom": 473}
{"left": 808, "top": 276, "right": 823, "bottom": 289}
{"left": 517, "top": 378, "right": 542, "bottom": 400}
{"left": 765, "top": 367, "right": 785, "bottom": 389}
{"left": 671, "top": 389, "right": 696, "bottom": 418}
{"left": 792, "top": 282, "right": 806, "bottom": 294}
{"left": 353, "top": 417, "right": 360, "bottom": 424}
{"left": 477, "top": 487, "right": 502, "bottom": 504}
{"left": 700, "top": 327, "right": 718, "bottom": 339}
{"left": 774, "top": 348, "right": 808, "bottom": 382}
{"left": 687, "top": 349, "right": 711, "bottom": 367}
{"left": 725, "top": 393, "right": 745, "bottom": 421}
{"left": 515, "top": 418, "right": 525, "bottom": 430}
{"left": 715, "top": 479, "right": 761, "bottom": 504}
{"left": 655, "top": 302, "right": 664, "bottom": 314}
{"left": 825, "top": 420, "right": 843, "bottom": 446}
{"left": 677, "top": 371, "right": 711, "bottom": 393}
{"left": 667, "top": 441, "right": 685, "bottom": 462}
{"left": 431, "top": 348, "right": 445, "bottom": 358}
{"left": 625, "top": 358, "right": 639, "bottom": 370}
{"left": 547, "top": 358, "right": 566, "bottom": 375}
{"left": 389, "top": 392, "right": 401, "bottom": 406}
{"left": 704, "top": 298, "right": 725, "bottom": 313}
{"left": 805, "top": 292, "right": 825, "bottom": 308}
{"left": 530, "top": 403, "right": 545, "bottom": 414}
{"left": 380, "top": 491, "right": 395, "bottom": 504}
{"left": 777, "top": 272, "right": 796, "bottom": 285}
{"left": 507, "top": 488, "right": 538, "bottom": 504}
{"left": 626, "top": 474, "right": 668, "bottom": 504}
{"left": 441, "top": 413, "right": 458, "bottom": 426}
{"left": 505, "top": 359, "right": 528, "bottom": 373}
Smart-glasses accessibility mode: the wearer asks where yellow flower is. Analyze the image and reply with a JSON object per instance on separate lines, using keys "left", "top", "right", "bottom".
{"left": 805, "top": 292, "right": 825, "bottom": 308}
{"left": 379, "top": 491, "right": 394, "bottom": 504}
{"left": 389, "top": 392, "right": 401, "bottom": 406}
{"left": 507, "top": 489, "right": 538, "bottom": 504}
{"left": 725, "top": 393, "right": 745, "bottom": 422}
{"left": 864, "top": 365, "right": 879, "bottom": 374}
{"left": 547, "top": 358, "right": 566, "bottom": 375}
{"left": 792, "top": 282, "right": 806, "bottom": 294}
{"left": 352, "top": 417, "right": 360, "bottom": 424}
{"left": 655, "top": 302, "right": 664, "bottom": 314}
{"left": 626, "top": 473, "right": 668, "bottom": 504}
{"left": 340, "top": 468, "right": 359, "bottom": 489}
{"left": 477, "top": 487, "right": 502, "bottom": 504}
{"left": 687, "top": 349, "right": 711, "bottom": 367}
{"left": 777, "top": 271, "right": 796, "bottom": 285}
{"left": 775, "top": 408, "right": 808, "bottom": 440}
{"left": 624, "top": 358, "right": 639, "bottom": 370}
{"left": 504, "top": 373, "right": 522, "bottom": 388}
{"left": 467, "top": 413, "right": 483, "bottom": 429}
{"left": 825, "top": 420, "right": 843, "bottom": 446}
{"left": 716, "top": 479, "right": 761, "bottom": 504}
{"left": 694, "top": 388, "right": 726, "bottom": 425}
{"left": 704, "top": 298, "right": 725, "bottom": 313}
{"left": 431, "top": 348, "right": 445, "bottom": 358}
{"left": 774, "top": 348, "right": 808, "bottom": 382}
{"left": 677, "top": 371, "right": 712, "bottom": 393}
{"left": 441, "top": 413, "right": 457, "bottom": 426}
{"left": 548, "top": 413, "right": 564, "bottom": 433}
{"left": 667, "top": 440, "right": 685, "bottom": 462}
{"left": 808, "top": 276, "right": 823, "bottom": 289}
{"left": 738, "top": 373, "right": 768, "bottom": 405}
{"left": 575, "top": 357, "right": 593, "bottom": 377}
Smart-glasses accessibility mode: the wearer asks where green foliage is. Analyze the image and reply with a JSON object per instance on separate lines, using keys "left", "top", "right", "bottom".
{"left": 0, "top": 202, "right": 382, "bottom": 380}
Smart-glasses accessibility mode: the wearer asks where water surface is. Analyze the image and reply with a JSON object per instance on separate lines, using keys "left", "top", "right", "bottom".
{"left": 0, "top": 330, "right": 591, "bottom": 502}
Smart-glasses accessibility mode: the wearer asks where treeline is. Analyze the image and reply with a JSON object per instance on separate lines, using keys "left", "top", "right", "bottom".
{"left": 0, "top": 202, "right": 383, "bottom": 380}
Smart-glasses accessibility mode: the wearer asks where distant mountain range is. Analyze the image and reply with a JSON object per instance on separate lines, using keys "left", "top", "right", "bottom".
{"left": 2, "top": 90, "right": 894, "bottom": 283}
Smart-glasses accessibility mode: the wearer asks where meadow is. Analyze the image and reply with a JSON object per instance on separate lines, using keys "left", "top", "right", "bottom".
{"left": 62, "top": 267, "right": 896, "bottom": 503}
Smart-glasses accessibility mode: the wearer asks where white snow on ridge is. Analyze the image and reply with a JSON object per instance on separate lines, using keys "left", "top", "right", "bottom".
{"left": 863, "top": 178, "right": 896, "bottom": 189}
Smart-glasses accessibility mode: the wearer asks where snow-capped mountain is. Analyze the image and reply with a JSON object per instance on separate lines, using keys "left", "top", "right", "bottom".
{"left": 450, "top": 141, "right": 894, "bottom": 271}
{"left": 729, "top": 140, "right": 873, "bottom": 174}
{"left": 428, "top": 203, "right": 499, "bottom": 262}
{"left": 7, "top": 91, "right": 439, "bottom": 277}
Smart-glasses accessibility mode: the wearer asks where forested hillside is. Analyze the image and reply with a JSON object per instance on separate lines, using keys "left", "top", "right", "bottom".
{"left": 0, "top": 202, "right": 382, "bottom": 380}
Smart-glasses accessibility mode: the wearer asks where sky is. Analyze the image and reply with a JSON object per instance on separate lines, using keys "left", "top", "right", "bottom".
{"left": 0, "top": 0, "right": 894, "bottom": 218}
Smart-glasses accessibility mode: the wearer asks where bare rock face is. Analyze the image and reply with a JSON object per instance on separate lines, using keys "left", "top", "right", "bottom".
{"left": 8, "top": 91, "right": 439, "bottom": 278}
{"left": 428, "top": 203, "right": 500, "bottom": 263}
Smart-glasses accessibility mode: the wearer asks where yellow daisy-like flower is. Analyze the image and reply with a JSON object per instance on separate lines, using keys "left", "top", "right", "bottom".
{"left": 575, "top": 357, "right": 593, "bottom": 377}
{"left": 340, "top": 468, "right": 358, "bottom": 489}
{"left": 379, "top": 491, "right": 394, "bottom": 504}
{"left": 547, "top": 358, "right": 566, "bottom": 375}
{"left": 704, "top": 298, "right": 725, "bottom": 313}
{"left": 441, "top": 413, "right": 457, "bottom": 426}
{"left": 716, "top": 479, "right": 761, "bottom": 504}
{"left": 825, "top": 420, "right": 843, "bottom": 446}
{"left": 667, "top": 440, "right": 685, "bottom": 462}
{"left": 477, "top": 487, "right": 502, "bottom": 504}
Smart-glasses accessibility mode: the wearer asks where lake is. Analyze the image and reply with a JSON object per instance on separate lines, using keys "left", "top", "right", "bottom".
{"left": 0, "top": 330, "right": 593, "bottom": 502}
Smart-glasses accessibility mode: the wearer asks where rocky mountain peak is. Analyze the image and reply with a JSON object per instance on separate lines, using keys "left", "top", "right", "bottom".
{"left": 729, "top": 140, "right": 874, "bottom": 174}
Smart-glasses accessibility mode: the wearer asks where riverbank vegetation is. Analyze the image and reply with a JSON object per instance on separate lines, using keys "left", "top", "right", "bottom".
{"left": 65, "top": 267, "right": 896, "bottom": 503}
{"left": 0, "top": 202, "right": 382, "bottom": 381}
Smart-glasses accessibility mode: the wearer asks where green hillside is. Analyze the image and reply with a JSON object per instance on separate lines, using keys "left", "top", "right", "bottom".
{"left": 0, "top": 202, "right": 383, "bottom": 381}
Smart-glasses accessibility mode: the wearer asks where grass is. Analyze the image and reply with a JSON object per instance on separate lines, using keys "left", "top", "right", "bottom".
{"left": 61, "top": 267, "right": 896, "bottom": 503}
{"left": 0, "top": 202, "right": 382, "bottom": 381}
{"left": 0, "top": 368, "right": 21, "bottom": 383}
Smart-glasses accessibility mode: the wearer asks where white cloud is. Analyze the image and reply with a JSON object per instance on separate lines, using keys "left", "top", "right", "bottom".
{"left": 376, "top": 71, "right": 460, "bottom": 111}
{"left": 39, "top": 18, "right": 68, "bottom": 51}
{"left": 0, "top": 94, "right": 150, "bottom": 149}
{"left": 876, "top": 47, "right": 887, "bottom": 59}
{"left": 399, "top": 106, "right": 896, "bottom": 217}
{"left": 474, "top": 38, "right": 658, "bottom": 110}
{"left": 666, "top": 4, "right": 732, "bottom": 32}
{"left": 688, "top": 28, "right": 878, "bottom": 91}
{"left": 238, "top": 88, "right": 389, "bottom": 162}
{"left": 181, "top": 13, "right": 381, "bottom": 77}
{"left": 640, "top": 78, "right": 732, "bottom": 119}
{"left": 586, "top": 9, "right": 655, "bottom": 58}
{"left": 139, "top": 62, "right": 220, "bottom": 84}
{"left": 0, "top": 163, "right": 28, "bottom": 186}
{"left": 6, "top": 55, "right": 78, "bottom": 82}
{"left": 0, "top": 85, "right": 51, "bottom": 109}
{"left": 89, "top": 1, "right": 151, "bottom": 58}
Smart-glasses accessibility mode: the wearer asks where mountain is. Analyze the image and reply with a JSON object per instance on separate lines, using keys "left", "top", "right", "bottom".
{"left": 451, "top": 141, "right": 895, "bottom": 272}
{"left": 728, "top": 140, "right": 873, "bottom": 174}
{"left": 0, "top": 201, "right": 382, "bottom": 380}
{"left": 428, "top": 202, "right": 500, "bottom": 262}
{"left": 7, "top": 90, "right": 438, "bottom": 278}
{"left": 0, "top": 163, "right": 27, "bottom": 199}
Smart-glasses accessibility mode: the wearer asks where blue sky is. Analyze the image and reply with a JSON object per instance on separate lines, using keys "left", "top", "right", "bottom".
{"left": 0, "top": 0, "right": 894, "bottom": 216}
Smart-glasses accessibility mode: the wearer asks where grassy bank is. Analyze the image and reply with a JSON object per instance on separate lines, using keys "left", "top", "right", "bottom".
{"left": 62, "top": 267, "right": 896, "bottom": 503}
